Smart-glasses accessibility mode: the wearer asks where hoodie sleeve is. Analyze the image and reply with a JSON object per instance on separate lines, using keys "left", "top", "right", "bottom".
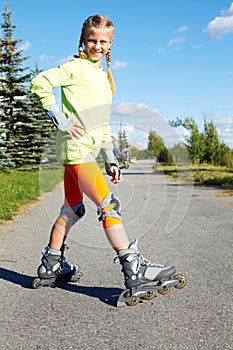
{"left": 31, "top": 59, "right": 81, "bottom": 110}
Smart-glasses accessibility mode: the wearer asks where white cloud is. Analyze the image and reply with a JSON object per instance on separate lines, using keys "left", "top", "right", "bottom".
{"left": 38, "top": 54, "right": 48, "bottom": 64}
{"left": 112, "top": 61, "right": 127, "bottom": 69}
{"left": 216, "top": 115, "right": 233, "bottom": 147}
{"left": 58, "top": 55, "right": 73, "bottom": 65}
{"left": 19, "top": 40, "right": 31, "bottom": 52}
{"left": 167, "top": 37, "right": 186, "bottom": 46}
{"left": 178, "top": 26, "right": 189, "bottom": 33}
{"left": 204, "top": 2, "right": 233, "bottom": 40}
{"left": 158, "top": 47, "right": 166, "bottom": 53}
{"left": 159, "top": 27, "right": 188, "bottom": 53}
{"left": 193, "top": 44, "right": 203, "bottom": 50}
{"left": 111, "top": 102, "right": 185, "bottom": 148}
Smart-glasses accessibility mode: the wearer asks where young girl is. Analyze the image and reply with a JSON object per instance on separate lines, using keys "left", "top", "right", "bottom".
{"left": 31, "top": 15, "right": 175, "bottom": 291}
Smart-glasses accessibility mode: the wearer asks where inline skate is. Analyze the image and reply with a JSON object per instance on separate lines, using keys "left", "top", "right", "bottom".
{"left": 115, "top": 239, "right": 187, "bottom": 306}
{"left": 32, "top": 244, "right": 82, "bottom": 288}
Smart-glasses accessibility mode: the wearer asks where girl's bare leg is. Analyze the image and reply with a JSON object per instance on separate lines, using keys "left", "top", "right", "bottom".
{"left": 104, "top": 224, "right": 129, "bottom": 251}
{"left": 48, "top": 222, "right": 70, "bottom": 250}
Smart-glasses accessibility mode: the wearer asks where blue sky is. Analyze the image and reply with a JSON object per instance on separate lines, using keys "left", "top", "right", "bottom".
{"left": 1, "top": 0, "right": 233, "bottom": 149}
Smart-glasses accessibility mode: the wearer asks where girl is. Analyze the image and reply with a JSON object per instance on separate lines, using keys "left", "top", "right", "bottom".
{"left": 31, "top": 15, "right": 175, "bottom": 291}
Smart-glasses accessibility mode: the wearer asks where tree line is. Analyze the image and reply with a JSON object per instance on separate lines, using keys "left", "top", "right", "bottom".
{"left": 147, "top": 117, "right": 233, "bottom": 167}
{"left": 1, "top": 3, "right": 232, "bottom": 172}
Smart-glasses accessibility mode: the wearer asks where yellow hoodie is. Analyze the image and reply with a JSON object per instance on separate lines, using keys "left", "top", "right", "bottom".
{"left": 31, "top": 57, "right": 113, "bottom": 164}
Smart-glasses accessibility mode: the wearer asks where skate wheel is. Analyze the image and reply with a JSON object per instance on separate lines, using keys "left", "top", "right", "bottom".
{"left": 77, "top": 271, "right": 83, "bottom": 279}
{"left": 141, "top": 291, "right": 156, "bottom": 301}
{"left": 32, "top": 277, "right": 41, "bottom": 289}
{"left": 124, "top": 291, "right": 140, "bottom": 306}
{"left": 173, "top": 274, "right": 187, "bottom": 290}
{"left": 158, "top": 287, "right": 171, "bottom": 295}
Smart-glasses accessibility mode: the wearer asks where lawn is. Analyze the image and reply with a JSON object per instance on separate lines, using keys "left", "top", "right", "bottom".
{"left": 0, "top": 167, "right": 62, "bottom": 222}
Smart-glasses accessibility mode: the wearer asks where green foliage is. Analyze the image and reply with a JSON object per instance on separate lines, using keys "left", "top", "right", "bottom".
{"left": 169, "top": 143, "right": 190, "bottom": 164}
{"left": 169, "top": 116, "right": 233, "bottom": 167}
{"left": 0, "top": 4, "right": 52, "bottom": 170}
{"left": 169, "top": 117, "right": 205, "bottom": 163}
{"left": 148, "top": 130, "right": 165, "bottom": 159}
{"left": 147, "top": 131, "right": 174, "bottom": 164}
{"left": 0, "top": 148, "right": 15, "bottom": 170}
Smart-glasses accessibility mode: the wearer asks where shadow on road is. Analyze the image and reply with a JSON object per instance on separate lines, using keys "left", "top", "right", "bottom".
{"left": 0, "top": 267, "right": 33, "bottom": 289}
{"left": 0, "top": 267, "right": 122, "bottom": 307}
{"left": 58, "top": 283, "right": 122, "bottom": 307}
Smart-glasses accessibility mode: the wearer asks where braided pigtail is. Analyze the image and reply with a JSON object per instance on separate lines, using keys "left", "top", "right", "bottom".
{"left": 78, "top": 16, "right": 93, "bottom": 59}
{"left": 106, "top": 48, "right": 116, "bottom": 95}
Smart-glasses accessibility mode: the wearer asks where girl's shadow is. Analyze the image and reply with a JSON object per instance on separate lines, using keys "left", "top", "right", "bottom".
{"left": 0, "top": 267, "right": 122, "bottom": 307}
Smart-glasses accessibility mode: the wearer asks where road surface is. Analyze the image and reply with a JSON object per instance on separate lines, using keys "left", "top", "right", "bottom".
{"left": 0, "top": 160, "right": 232, "bottom": 350}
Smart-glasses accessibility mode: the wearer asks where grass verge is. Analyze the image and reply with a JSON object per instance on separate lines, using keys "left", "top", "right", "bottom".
{"left": 0, "top": 168, "right": 62, "bottom": 222}
{"left": 154, "top": 164, "right": 233, "bottom": 190}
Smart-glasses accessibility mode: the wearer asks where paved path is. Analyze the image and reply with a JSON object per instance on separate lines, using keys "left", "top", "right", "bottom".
{"left": 0, "top": 160, "right": 232, "bottom": 350}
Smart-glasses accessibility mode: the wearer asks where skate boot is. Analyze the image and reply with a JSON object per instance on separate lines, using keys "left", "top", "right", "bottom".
{"left": 116, "top": 239, "right": 187, "bottom": 306}
{"left": 32, "top": 244, "right": 82, "bottom": 288}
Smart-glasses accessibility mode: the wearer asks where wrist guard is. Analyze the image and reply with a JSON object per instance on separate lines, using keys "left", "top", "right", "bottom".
{"left": 46, "top": 103, "right": 72, "bottom": 132}
{"left": 101, "top": 148, "right": 121, "bottom": 177}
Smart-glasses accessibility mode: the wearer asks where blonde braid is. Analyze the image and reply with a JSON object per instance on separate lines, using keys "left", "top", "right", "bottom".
{"left": 78, "top": 17, "right": 90, "bottom": 59}
{"left": 106, "top": 48, "right": 116, "bottom": 94}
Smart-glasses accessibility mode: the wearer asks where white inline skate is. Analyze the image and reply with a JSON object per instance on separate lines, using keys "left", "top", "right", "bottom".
{"left": 115, "top": 239, "right": 187, "bottom": 306}
{"left": 32, "top": 244, "right": 82, "bottom": 288}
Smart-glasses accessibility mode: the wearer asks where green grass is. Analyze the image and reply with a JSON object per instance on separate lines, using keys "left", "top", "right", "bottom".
{"left": 154, "top": 164, "right": 233, "bottom": 190}
{"left": 0, "top": 168, "right": 62, "bottom": 222}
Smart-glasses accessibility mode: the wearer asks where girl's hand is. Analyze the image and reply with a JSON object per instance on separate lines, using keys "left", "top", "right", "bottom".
{"left": 111, "top": 166, "right": 122, "bottom": 184}
{"left": 65, "top": 121, "right": 85, "bottom": 139}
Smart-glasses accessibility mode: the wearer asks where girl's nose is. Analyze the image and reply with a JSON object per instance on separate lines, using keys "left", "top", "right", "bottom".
{"left": 94, "top": 41, "right": 101, "bottom": 49}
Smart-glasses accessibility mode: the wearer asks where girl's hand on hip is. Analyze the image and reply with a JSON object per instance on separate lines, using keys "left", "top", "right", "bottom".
{"left": 65, "top": 122, "right": 85, "bottom": 139}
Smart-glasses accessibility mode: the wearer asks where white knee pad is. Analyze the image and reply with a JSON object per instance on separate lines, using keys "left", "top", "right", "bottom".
{"left": 97, "top": 193, "right": 121, "bottom": 222}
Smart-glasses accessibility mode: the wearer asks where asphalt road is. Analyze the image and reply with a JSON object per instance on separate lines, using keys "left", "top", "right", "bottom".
{"left": 0, "top": 160, "right": 232, "bottom": 350}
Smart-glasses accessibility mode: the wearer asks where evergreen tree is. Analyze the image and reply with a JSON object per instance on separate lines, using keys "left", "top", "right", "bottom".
{"left": 0, "top": 3, "right": 31, "bottom": 167}
{"left": 0, "top": 3, "right": 52, "bottom": 169}
{"left": 118, "top": 127, "right": 129, "bottom": 151}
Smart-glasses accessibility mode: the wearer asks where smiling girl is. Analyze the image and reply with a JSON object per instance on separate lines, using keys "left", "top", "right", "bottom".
{"left": 31, "top": 15, "right": 175, "bottom": 295}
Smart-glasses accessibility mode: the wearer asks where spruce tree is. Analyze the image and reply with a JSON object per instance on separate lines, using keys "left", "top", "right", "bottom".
{"left": 0, "top": 3, "right": 52, "bottom": 169}
{"left": 118, "top": 127, "right": 129, "bottom": 151}
{"left": 0, "top": 3, "right": 30, "bottom": 167}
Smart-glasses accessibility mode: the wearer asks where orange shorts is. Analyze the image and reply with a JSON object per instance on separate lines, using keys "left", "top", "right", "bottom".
{"left": 63, "top": 162, "right": 122, "bottom": 228}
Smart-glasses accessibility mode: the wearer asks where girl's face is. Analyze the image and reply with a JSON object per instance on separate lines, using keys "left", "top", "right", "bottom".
{"left": 84, "top": 28, "right": 113, "bottom": 65}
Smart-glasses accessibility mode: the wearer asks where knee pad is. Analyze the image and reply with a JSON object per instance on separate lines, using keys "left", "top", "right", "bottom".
{"left": 97, "top": 192, "right": 121, "bottom": 222}
{"left": 58, "top": 202, "right": 85, "bottom": 227}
